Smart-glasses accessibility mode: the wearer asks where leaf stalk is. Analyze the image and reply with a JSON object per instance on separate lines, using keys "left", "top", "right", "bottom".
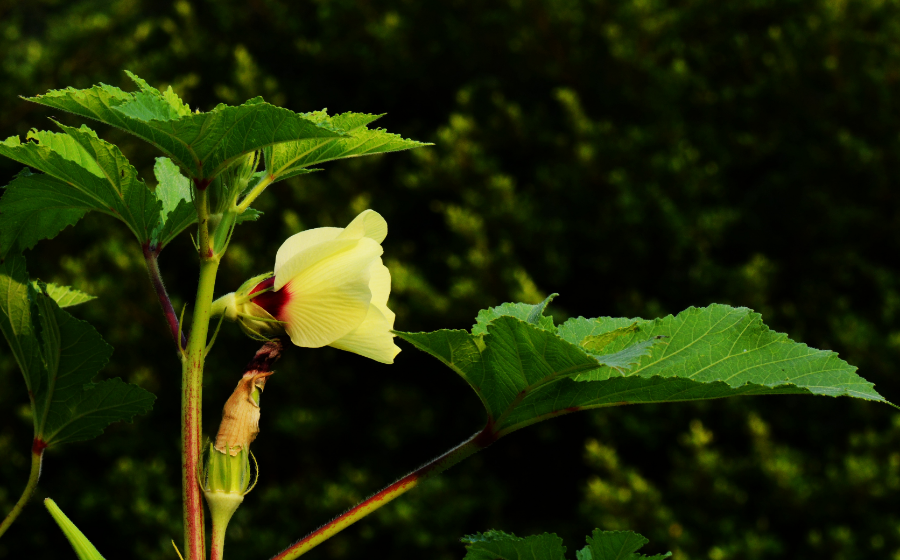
{"left": 235, "top": 174, "right": 275, "bottom": 214}
{"left": 0, "top": 444, "right": 44, "bottom": 539}
{"left": 142, "top": 242, "right": 187, "bottom": 349}
{"left": 270, "top": 425, "right": 495, "bottom": 560}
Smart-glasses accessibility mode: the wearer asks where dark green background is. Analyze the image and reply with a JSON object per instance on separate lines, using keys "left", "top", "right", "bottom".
{"left": 2, "top": 1, "right": 900, "bottom": 559}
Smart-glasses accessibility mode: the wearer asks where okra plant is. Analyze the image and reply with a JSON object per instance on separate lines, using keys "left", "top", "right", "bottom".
{"left": 0, "top": 73, "right": 893, "bottom": 560}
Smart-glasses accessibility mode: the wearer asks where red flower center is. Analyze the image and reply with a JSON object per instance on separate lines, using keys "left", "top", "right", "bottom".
{"left": 249, "top": 276, "right": 289, "bottom": 319}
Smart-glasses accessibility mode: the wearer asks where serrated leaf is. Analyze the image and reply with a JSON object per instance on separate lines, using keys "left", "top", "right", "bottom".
{"left": 461, "top": 531, "right": 567, "bottom": 560}
{"left": 0, "top": 168, "right": 89, "bottom": 258}
{"left": 397, "top": 302, "right": 888, "bottom": 439}
{"left": 397, "top": 315, "right": 661, "bottom": 435}
{"left": 558, "top": 304, "right": 884, "bottom": 400}
{"left": 577, "top": 530, "right": 671, "bottom": 560}
{"left": 0, "top": 256, "right": 44, "bottom": 395}
{"left": 236, "top": 207, "right": 263, "bottom": 224}
{"left": 0, "top": 256, "right": 154, "bottom": 447}
{"left": 32, "top": 282, "right": 95, "bottom": 308}
{"left": 0, "top": 123, "right": 161, "bottom": 247}
{"left": 151, "top": 157, "right": 196, "bottom": 248}
{"left": 26, "top": 73, "right": 348, "bottom": 181}
{"left": 473, "top": 297, "right": 556, "bottom": 336}
{"left": 264, "top": 111, "right": 429, "bottom": 184}
{"left": 44, "top": 499, "right": 106, "bottom": 560}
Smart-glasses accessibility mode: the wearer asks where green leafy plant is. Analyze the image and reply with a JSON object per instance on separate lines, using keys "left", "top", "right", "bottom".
{"left": 0, "top": 73, "right": 893, "bottom": 560}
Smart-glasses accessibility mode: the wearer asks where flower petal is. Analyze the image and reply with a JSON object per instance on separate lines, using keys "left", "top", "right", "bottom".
{"left": 329, "top": 304, "right": 400, "bottom": 364}
{"left": 274, "top": 227, "right": 342, "bottom": 277}
{"left": 337, "top": 210, "right": 388, "bottom": 243}
{"left": 274, "top": 238, "right": 359, "bottom": 291}
{"left": 367, "top": 259, "right": 392, "bottom": 308}
{"left": 278, "top": 238, "right": 383, "bottom": 347}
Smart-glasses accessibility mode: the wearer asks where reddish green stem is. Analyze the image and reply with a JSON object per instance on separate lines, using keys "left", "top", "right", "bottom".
{"left": 0, "top": 442, "right": 44, "bottom": 539}
{"left": 270, "top": 425, "right": 496, "bottom": 560}
{"left": 143, "top": 242, "right": 187, "bottom": 349}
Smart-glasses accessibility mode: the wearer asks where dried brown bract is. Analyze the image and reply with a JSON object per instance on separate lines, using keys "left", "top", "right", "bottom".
{"left": 214, "top": 340, "right": 282, "bottom": 455}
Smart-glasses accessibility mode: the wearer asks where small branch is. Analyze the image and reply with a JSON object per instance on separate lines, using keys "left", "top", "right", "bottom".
{"left": 235, "top": 173, "right": 275, "bottom": 214}
{"left": 269, "top": 425, "right": 496, "bottom": 560}
{"left": 0, "top": 441, "right": 45, "bottom": 539}
{"left": 143, "top": 243, "right": 187, "bottom": 349}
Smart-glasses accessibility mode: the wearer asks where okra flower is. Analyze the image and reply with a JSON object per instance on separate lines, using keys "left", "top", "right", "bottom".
{"left": 213, "top": 210, "right": 401, "bottom": 364}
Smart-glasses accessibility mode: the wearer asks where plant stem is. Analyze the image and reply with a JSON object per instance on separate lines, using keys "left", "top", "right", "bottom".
{"left": 142, "top": 243, "right": 187, "bottom": 349}
{"left": 235, "top": 173, "right": 274, "bottom": 214}
{"left": 181, "top": 184, "right": 218, "bottom": 560}
{"left": 270, "top": 426, "right": 496, "bottom": 560}
{"left": 0, "top": 443, "right": 44, "bottom": 539}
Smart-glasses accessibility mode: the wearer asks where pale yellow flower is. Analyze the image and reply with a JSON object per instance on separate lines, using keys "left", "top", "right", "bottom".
{"left": 217, "top": 210, "right": 400, "bottom": 364}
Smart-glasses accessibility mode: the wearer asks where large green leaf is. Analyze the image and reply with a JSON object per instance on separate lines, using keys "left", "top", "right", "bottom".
{"left": 576, "top": 530, "right": 671, "bottom": 560}
{"left": 26, "top": 72, "right": 347, "bottom": 181}
{"left": 0, "top": 256, "right": 155, "bottom": 447}
{"left": 461, "top": 530, "right": 567, "bottom": 560}
{"left": 0, "top": 170, "right": 88, "bottom": 258}
{"left": 461, "top": 529, "right": 669, "bottom": 560}
{"left": 396, "top": 301, "right": 888, "bottom": 438}
{"left": 263, "top": 111, "right": 430, "bottom": 183}
{"left": 558, "top": 305, "right": 882, "bottom": 400}
{"left": 0, "top": 124, "right": 160, "bottom": 248}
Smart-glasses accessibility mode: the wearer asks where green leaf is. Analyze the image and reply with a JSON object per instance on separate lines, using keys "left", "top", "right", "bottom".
{"left": 461, "top": 529, "right": 670, "bottom": 560}
{"left": 577, "top": 530, "right": 671, "bottom": 560}
{"left": 44, "top": 499, "right": 106, "bottom": 560}
{"left": 396, "top": 302, "right": 888, "bottom": 438}
{"left": 0, "top": 256, "right": 155, "bottom": 446}
{"left": 398, "top": 315, "right": 661, "bottom": 435}
{"left": 0, "top": 124, "right": 161, "bottom": 246}
{"left": 151, "top": 157, "right": 196, "bottom": 248}
{"left": 473, "top": 295, "right": 557, "bottom": 336}
{"left": 236, "top": 207, "right": 263, "bottom": 224}
{"left": 461, "top": 530, "right": 567, "bottom": 560}
{"left": 26, "top": 73, "right": 348, "bottom": 180}
{"left": 0, "top": 169, "right": 89, "bottom": 258}
{"left": 558, "top": 304, "right": 884, "bottom": 400}
{"left": 0, "top": 256, "right": 44, "bottom": 395}
{"left": 263, "top": 111, "right": 429, "bottom": 183}
{"left": 32, "top": 282, "right": 96, "bottom": 308}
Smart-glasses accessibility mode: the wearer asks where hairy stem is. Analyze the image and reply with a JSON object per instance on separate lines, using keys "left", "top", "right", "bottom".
{"left": 0, "top": 444, "right": 44, "bottom": 539}
{"left": 182, "top": 183, "right": 219, "bottom": 560}
{"left": 235, "top": 173, "right": 274, "bottom": 214}
{"left": 142, "top": 243, "right": 187, "bottom": 349}
{"left": 270, "top": 426, "right": 496, "bottom": 560}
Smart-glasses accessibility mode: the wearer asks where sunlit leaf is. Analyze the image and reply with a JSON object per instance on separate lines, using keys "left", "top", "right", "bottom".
{"left": 263, "top": 111, "right": 429, "bottom": 184}
{"left": 0, "top": 123, "right": 160, "bottom": 248}
{"left": 26, "top": 72, "right": 347, "bottom": 181}
{"left": 33, "top": 282, "right": 96, "bottom": 308}
{"left": 151, "top": 156, "right": 195, "bottom": 248}
{"left": 397, "top": 301, "right": 888, "bottom": 438}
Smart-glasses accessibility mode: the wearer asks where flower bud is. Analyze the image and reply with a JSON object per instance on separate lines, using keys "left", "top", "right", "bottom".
{"left": 202, "top": 342, "right": 281, "bottom": 558}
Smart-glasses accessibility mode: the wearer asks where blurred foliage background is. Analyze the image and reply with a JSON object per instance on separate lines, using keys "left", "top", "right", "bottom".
{"left": 1, "top": 0, "right": 900, "bottom": 559}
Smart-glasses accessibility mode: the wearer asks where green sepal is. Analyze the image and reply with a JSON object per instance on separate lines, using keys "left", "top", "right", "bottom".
{"left": 44, "top": 499, "right": 106, "bottom": 560}
{"left": 203, "top": 444, "right": 254, "bottom": 495}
